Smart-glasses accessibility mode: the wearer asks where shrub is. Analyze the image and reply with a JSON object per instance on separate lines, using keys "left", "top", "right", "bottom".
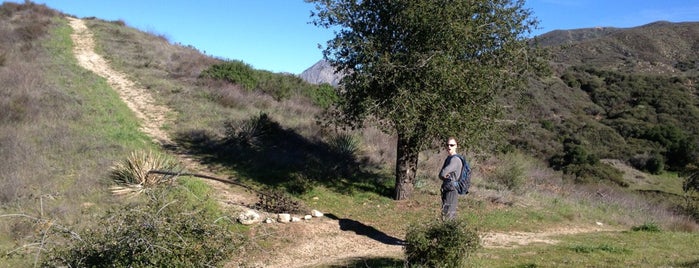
{"left": 629, "top": 153, "right": 664, "bottom": 174}
{"left": 631, "top": 222, "right": 661, "bottom": 232}
{"left": 108, "top": 150, "right": 182, "bottom": 196}
{"left": 562, "top": 162, "right": 627, "bottom": 187}
{"left": 223, "top": 112, "right": 276, "bottom": 148}
{"left": 200, "top": 60, "right": 257, "bottom": 90}
{"left": 41, "top": 188, "right": 245, "bottom": 267}
{"left": 404, "top": 218, "right": 480, "bottom": 267}
{"left": 283, "top": 172, "right": 316, "bottom": 195}
{"left": 490, "top": 153, "right": 527, "bottom": 192}
{"left": 328, "top": 132, "right": 360, "bottom": 158}
{"left": 309, "top": 83, "right": 339, "bottom": 109}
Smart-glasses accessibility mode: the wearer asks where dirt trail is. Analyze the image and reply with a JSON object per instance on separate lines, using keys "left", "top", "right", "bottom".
{"left": 67, "top": 17, "right": 619, "bottom": 267}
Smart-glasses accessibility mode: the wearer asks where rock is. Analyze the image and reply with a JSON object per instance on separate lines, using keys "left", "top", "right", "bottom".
{"left": 304, "top": 215, "right": 312, "bottom": 220}
{"left": 311, "top": 209, "right": 324, "bottom": 217}
{"left": 291, "top": 217, "right": 301, "bottom": 222}
{"left": 277, "top": 213, "right": 291, "bottom": 223}
{"left": 264, "top": 218, "right": 275, "bottom": 223}
{"left": 237, "top": 210, "right": 261, "bottom": 225}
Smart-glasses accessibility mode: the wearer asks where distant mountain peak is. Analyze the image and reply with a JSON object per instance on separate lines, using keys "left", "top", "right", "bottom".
{"left": 299, "top": 60, "right": 343, "bottom": 86}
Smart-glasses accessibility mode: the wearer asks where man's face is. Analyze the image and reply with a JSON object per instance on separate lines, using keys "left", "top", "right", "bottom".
{"left": 447, "top": 139, "right": 457, "bottom": 155}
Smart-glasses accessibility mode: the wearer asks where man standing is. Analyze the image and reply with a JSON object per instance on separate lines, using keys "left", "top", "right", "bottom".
{"left": 439, "top": 137, "right": 462, "bottom": 220}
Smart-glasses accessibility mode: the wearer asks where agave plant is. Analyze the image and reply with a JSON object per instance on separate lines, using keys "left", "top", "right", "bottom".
{"left": 109, "top": 150, "right": 182, "bottom": 196}
{"left": 329, "top": 133, "right": 360, "bottom": 157}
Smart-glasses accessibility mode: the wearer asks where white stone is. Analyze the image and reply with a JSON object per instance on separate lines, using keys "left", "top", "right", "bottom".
{"left": 304, "top": 215, "right": 312, "bottom": 220}
{"left": 237, "top": 210, "right": 260, "bottom": 225}
{"left": 291, "top": 217, "right": 302, "bottom": 222}
{"left": 311, "top": 209, "right": 324, "bottom": 217}
{"left": 264, "top": 218, "right": 274, "bottom": 223}
{"left": 596, "top": 221, "right": 604, "bottom": 226}
{"left": 277, "top": 213, "right": 291, "bottom": 223}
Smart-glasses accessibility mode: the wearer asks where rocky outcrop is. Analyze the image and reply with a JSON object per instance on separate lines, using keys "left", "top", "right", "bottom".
{"left": 299, "top": 60, "right": 343, "bottom": 86}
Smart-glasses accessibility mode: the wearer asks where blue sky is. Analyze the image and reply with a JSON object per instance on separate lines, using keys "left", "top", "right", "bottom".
{"left": 11, "top": 0, "right": 699, "bottom": 74}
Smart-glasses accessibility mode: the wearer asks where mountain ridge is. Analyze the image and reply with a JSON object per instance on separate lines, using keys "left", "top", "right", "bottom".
{"left": 300, "top": 20, "right": 699, "bottom": 85}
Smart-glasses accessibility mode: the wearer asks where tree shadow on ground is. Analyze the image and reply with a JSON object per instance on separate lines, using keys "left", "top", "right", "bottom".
{"left": 172, "top": 113, "right": 393, "bottom": 197}
{"left": 325, "top": 213, "right": 405, "bottom": 246}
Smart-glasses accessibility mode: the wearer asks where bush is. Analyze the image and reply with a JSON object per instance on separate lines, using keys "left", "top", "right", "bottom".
{"left": 328, "top": 132, "right": 360, "bottom": 158}
{"left": 404, "top": 218, "right": 480, "bottom": 267}
{"left": 562, "top": 162, "right": 627, "bottom": 187}
{"left": 41, "top": 188, "right": 245, "bottom": 267}
{"left": 629, "top": 153, "right": 664, "bottom": 174}
{"left": 309, "top": 83, "right": 339, "bottom": 109}
{"left": 108, "top": 150, "right": 183, "bottom": 196}
{"left": 631, "top": 222, "right": 661, "bottom": 232}
{"left": 490, "top": 153, "right": 527, "bottom": 192}
{"left": 199, "top": 60, "right": 257, "bottom": 90}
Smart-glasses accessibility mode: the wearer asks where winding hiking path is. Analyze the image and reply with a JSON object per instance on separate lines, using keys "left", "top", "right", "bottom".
{"left": 67, "top": 17, "right": 619, "bottom": 267}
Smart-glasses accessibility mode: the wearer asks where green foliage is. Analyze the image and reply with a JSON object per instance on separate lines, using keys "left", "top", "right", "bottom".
{"left": 283, "top": 172, "right": 316, "bottom": 195}
{"left": 562, "top": 162, "right": 627, "bottom": 187}
{"left": 675, "top": 60, "right": 697, "bottom": 71}
{"left": 549, "top": 138, "right": 598, "bottom": 169}
{"left": 328, "top": 133, "right": 361, "bottom": 158}
{"left": 310, "top": 0, "right": 545, "bottom": 199}
{"left": 561, "top": 67, "right": 699, "bottom": 171}
{"left": 490, "top": 152, "right": 528, "bottom": 192}
{"left": 200, "top": 60, "right": 338, "bottom": 104}
{"left": 223, "top": 112, "right": 276, "bottom": 148}
{"left": 681, "top": 167, "right": 699, "bottom": 221}
{"left": 41, "top": 188, "right": 245, "bottom": 267}
{"left": 630, "top": 153, "right": 665, "bottom": 174}
{"left": 631, "top": 222, "right": 661, "bottom": 232}
{"left": 404, "top": 218, "right": 480, "bottom": 267}
{"left": 642, "top": 125, "right": 696, "bottom": 170}
{"left": 568, "top": 244, "right": 632, "bottom": 254}
{"left": 309, "top": 83, "right": 339, "bottom": 109}
{"left": 550, "top": 138, "right": 627, "bottom": 186}
{"left": 683, "top": 168, "right": 699, "bottom": 194}
{"left": 200, "top": 60, "right": 257, "bottom": 89}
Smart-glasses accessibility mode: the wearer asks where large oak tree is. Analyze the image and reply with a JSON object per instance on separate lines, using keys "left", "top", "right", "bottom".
{"left": 309, "top": 0, "right": 543, "bottom": 200}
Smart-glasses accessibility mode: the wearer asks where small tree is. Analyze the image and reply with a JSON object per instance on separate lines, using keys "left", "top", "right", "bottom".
{"left": 309, "top": 0, "right": 544, "bottom": 199}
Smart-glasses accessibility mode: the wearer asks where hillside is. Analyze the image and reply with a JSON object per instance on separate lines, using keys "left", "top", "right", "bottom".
{"left": 1, "top": 2, "right": 698, "bottom": 267}
{"left": 538, "top": 21, "right": 699, "bottom": 75}
{"left": 301, "top": 21, "right": 699, "bottom": 180}
{"left": 519, "top": 21, "right": 699, "bottom": 161}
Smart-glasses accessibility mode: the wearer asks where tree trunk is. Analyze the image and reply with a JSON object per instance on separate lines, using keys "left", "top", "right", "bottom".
{"left": 394, "top": 133, "right": 420, "bottom": 200}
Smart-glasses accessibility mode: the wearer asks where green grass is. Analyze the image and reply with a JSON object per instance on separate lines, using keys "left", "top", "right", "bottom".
{"left": 44, "top": 18, "right": 156, "bottom": 193}
{"left": 469, "top": 230, "right": 699, "bottom": 267}
{"left": 0, "top": 13, "right": 162, "bottom": 266}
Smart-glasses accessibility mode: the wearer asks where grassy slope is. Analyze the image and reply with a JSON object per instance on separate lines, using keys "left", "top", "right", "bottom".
{"left": 0, "top": 7, "right": 159, "bottom": 266}
{"left": 0, "top": 4, "right": 697, "bottom": 266}
{"left": 83, "top": 17, "right": 699, "bottom": 267}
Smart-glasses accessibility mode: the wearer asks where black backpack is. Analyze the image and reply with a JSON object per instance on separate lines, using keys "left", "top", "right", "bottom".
{"left": 450, "top": 154, "right": 472, "bottom": 195}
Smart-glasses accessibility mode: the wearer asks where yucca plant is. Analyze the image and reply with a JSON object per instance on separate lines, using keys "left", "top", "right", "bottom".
{"left": 329, "top": 133, "right": 360, "bottom": 157}
{"left": 109, "top": 150, "right": 182, "bottom": 196}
